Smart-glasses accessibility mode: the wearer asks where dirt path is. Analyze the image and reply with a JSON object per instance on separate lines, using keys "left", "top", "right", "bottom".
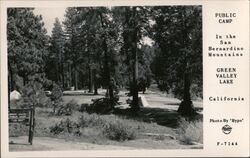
{"left": 9, "top": 136, "right": 202, "bottom": 151}
{"left": 9, "top": 136, "right": 136, "bottom": 151}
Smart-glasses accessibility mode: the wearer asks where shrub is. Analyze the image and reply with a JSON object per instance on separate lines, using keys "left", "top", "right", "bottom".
{"left": 78, "top": 113, "right": 106, "bottom": 128}
{"left": 50, "top": 83, "right": 63, "bottom": 114}
{"left": 49, "top": 120, "right": 65, "bottom": 135}
{"left": 88, "top": 98, "right": 114, "bottom": 114}
{"left": 49, "top": 118, "right": 81, "bottom": 136}
{"left": 176, "top": 118, "right": 203, "bottom": 145}
{"left": 79, "top": 103, "right": 90, "bottom": 112}
{"left": 78, "top": 113, "right": 137, "bottom": 141}
{"left": 50, "top": 112, "right": 137, "bottom": 142}
{"left": 57, "top": 99, "right": 79, "bottom": 116}
{"left": 19, "top": 81, "right": 51, "bottom": 108}
{"left": 102, "top": 119, "right": 137, "bottom": 141}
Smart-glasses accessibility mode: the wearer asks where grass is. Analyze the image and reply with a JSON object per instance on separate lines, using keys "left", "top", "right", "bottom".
{"left": 176, "top": 118, "right": 203, "bottom": 145}
{"left": 103, "top": 120, "right": 137, "bottom": 141}
{"left": 78, "top": 113, "right": 137, "bottom": 141}
{"left": 48, "top": 111, "right": 176, "bottom": 142}
{"left": 10, "top": 106, "right": 178, "bottom": 144}
{"left": 9, "top": 95, "right": 203, "bottom": 149}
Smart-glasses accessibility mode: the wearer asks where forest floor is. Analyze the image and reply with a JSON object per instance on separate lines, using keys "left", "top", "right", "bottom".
{"left": 9, "top": 85, "right": 203, "bottom": 151}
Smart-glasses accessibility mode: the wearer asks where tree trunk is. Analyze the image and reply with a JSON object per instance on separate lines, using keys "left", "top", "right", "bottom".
{"left": 69, "top": 64, "right": 73, "bottom": 88}
{"left": 131, "top": 8, "right": 139, "bottom": 111}
{"left": 59, "top": 50, "right": 65, "bottom": 89}
{"left": 9, "top": 66, "right": 16, "bottom": 91}
{"left": 93, "top": 69, "right": 98, "bottom": 95}
{"left": 61, "top": 62, "right": 65, "bottom": 89}
{"left": 87, "top": 45, "right": 94, "bottom": 93}
{"left": 66, "top": 63, "right": 70, "bottom": 88}
{"left": 73, "top": 63, "right": 78, "bottom": 90}
{"left": 177, "top": 71, "right": 196, "bottom": 115}
{"left": 177, "top": 9, "right": 196, "bottom": 116}
{"left": 109, "top": 84, "right": 114, "bottom": 100}
{"left": 131, "top": 41, "right": 139, "bottom": 111}
{"left": 88, "top": 66, "right": 94, "bottom": 93}
{"left": 56, "top": 61, "right": 60, "bottom": 84}
{"left": 99, "top": 12, "right": 113, "bottom": 102}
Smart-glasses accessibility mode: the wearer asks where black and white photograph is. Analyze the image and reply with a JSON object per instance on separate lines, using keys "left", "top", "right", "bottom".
{"left": 7, "top": 5, "right": 203, "bottom": 151}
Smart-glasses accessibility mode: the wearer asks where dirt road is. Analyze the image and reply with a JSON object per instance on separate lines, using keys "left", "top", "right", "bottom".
{"left": 9, "top": 135, "right": 202, "bottom": 151}
{"left": 9, "top": 136, "right": 136, "bottom": 151}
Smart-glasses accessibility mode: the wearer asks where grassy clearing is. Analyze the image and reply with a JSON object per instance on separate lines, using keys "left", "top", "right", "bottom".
{"left": 9, "top": 95, "right": 203, "bottom": 149}
{"left": 10, "top": 107, "right": 177, "bottom": 144}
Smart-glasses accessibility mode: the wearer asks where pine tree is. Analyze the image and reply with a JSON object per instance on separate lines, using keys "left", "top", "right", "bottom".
{"left": 63, "top": 7, "right": 80, "bottom": 90}
{"left": 46, "top": 18, "right": 65, "bottom": 88}
{"left": 151, "top": 6, "right": 202, "bottom": 115}
{"left": 7, "top": 8, "right": 49, "bottom": 89}
{"left": 112, "top": 6, "right": 150, "bottom": 111}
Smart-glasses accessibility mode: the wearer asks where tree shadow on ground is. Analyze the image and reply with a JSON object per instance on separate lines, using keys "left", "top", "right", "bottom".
{"left": 164, "top": 103, "right": 180, "bottom": 106}
{"left": 114, "top": 107, "right": 203, "bottom": 128}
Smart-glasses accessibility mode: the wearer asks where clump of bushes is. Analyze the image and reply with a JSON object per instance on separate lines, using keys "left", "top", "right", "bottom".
{"left": 50, "top": 118, "right": 81, "bottom": 136}
{"left": 57, "top": 99, "right": 79, "bottom": 116}
{"left": 176, "top": 118, "right": 203, "bottom": 145}
{"left": 78, "top": 103, "right": 90, "bottom": 112}
{"left": 50, "top": 83, "right": 63, "bottom": 114}
{"left": 103, "top": 120, "right": 137, "bottom": 141}
{"left": 88, "top": 98, "right": 114, "bottom": 114}
{"left": 50, "top": 113, "right": 137, "bottom": 142}
{"left": 78, "top": 113, "right": 106, "bottom": 127}
{"left": 80, "top": 113, "right": 137, "bottom": 141}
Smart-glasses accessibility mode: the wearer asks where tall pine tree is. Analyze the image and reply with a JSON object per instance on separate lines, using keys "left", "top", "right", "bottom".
{"left": 151, "top": 6, "right": 202, "bottom": 115}
{"left": 46, "top": 18, "right": 65, "bottom": 88}
{"left": 7, "top": 8, "right": 49, "bottom": 90}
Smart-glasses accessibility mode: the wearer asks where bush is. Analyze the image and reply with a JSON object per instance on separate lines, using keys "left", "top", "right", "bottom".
{"left": 78, "top": 113, "right": 137, "bottom": 141}
{"left": 49, "top": 120, "right": 65, "bottom": 135}
{"left": 103, "top": 120, "right": 137, "bottom": 141}
{"left": 19, "top": 81, "right": 51, "bottom": 108}
{"left": 50, "top": 83, "right": 63, "bottom": 114}
{"left": 88, "top": 98, "right": 114, "bottom": 114}
{"left": 78, "top": 113, "right": 106, "bottom": 128}
{"left": 50, "top": 118, "right": 81, "bottom": 136}
{"left": 176, "top": 118, "right": 203, "bottom": 145}
{"left": 49, "top": 112, "right": 137, "bottom": 142}
{"left": 57, "top": 99, "right": 79, "bottom": 116}
{"left": 79, "top": 103, "right": 90, "bottom": 112}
